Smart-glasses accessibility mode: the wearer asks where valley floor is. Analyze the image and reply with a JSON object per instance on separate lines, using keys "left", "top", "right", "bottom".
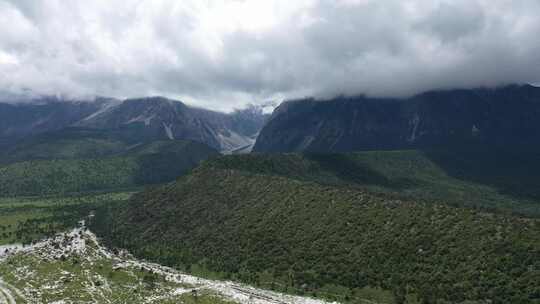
{"left": 0, "top": 221, "right": 337, "bottom": 304}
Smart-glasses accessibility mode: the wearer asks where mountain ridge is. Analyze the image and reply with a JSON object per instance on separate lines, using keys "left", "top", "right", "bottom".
{"left": 254, "top": 84, "right": 540, "bottom": 153}
{"left": 0, "top": 95, "right": 269, "bottom": 153}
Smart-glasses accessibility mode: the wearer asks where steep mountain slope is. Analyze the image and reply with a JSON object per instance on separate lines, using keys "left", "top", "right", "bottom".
{"left": 0, "top": 96, "right": 268, "bottom": 153}
{"left": 0, "top": 139, "right": 218, "bottom": 197}
{"left": 253, "top": 85, "right": 540, "bottom": 152}
{"left": 0, "top": 97, "right": 112, "bottom": 149}
{"left": 77, "top": 97, "right": 268, "bottom": 152}
{"left": 96, "top": 153, "right": 540, "bottom": 304}
{"left": 203, "top": 150, "right": 540, "bottom": 216}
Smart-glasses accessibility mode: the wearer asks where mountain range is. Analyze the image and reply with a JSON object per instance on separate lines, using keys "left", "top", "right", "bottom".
{"left": 253, "top": 84, "right": 540, "bottom": 153}
{"left": 2, "top": 84, "right": 540, "bottom": 303}
{"left": 0, "top": 95, "right": 269, "bottom": 153}
{"left": 3, "top": 85, "right": 540, "bottom": 155}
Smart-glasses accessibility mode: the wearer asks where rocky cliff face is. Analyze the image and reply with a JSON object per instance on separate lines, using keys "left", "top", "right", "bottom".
{"left": 0, "top": 96, "right": 269, "bottom": 153}
{"left": 253, "top": 85, "right": 540, "bottom": 153}
{"left": 77, "top": 97, "right": 269, "bottom": 152}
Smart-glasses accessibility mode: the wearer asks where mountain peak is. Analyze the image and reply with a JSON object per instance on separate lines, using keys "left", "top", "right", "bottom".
{"left": 124, "top": 96, "right": 183, "bottom": 105}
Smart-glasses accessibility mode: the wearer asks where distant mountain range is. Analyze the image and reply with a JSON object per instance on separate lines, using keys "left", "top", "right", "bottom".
{"left": 4, "top": 85, "right": 540, "bottom": 154}
{"left": 0, "top": 96, "right": 269, "bottom": 153}
{"left": 254, "top": 84, "right": 540, "bottom": 153}
{"left": 0, "top": 97, "right": 106, "bottom": 148}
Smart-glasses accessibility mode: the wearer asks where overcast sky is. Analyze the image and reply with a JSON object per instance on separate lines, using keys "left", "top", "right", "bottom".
{"left": 0, "top": 0, "right": 539, "bottom": 111}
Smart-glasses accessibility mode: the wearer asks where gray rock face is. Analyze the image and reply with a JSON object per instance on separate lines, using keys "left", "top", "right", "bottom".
{"left": 0, "top": 96, "right": 269, "bottom": 153}
{"left": 77, "top": 97, "right": 269, "bottom": 152}
{"left": 253, "top": 85, "right": 540, "bottom": 153}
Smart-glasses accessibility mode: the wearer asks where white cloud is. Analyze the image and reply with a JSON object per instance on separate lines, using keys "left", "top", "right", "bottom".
{"left": 0, "top": 0, "right": 539, "bottom": 111}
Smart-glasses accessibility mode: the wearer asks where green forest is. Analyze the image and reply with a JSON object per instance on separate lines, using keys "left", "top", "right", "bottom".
{"left": 0, "top": 139, "right": 218, "bottom": 197}
{"left": 0, "top": 192, "right": 131, "bottom": 245}
{"left": 205, "top": 150, "right": 540, "bottom": 216}
{"left": 92, "top": 151, "right": 540, "bottom": 304}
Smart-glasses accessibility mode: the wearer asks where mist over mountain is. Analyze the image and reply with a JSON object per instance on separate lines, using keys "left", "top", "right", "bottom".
{"left": 76, "top": 96, "right": 270, "bottom": 152}
{"left": 2, "top": 2, "right": 540, "bottom": 303}
{"left": 0, "top": 97, "right": 107, "bottom": 148}
{"left": 254, "top": 84, "right": 540, "bottom": 153}
{"left": 2, "top": 1, "right": 540, "bottom": 110}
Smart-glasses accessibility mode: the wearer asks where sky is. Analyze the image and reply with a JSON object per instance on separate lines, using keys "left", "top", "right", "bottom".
{"left": 0, "top": 0, "right": 539, "bottom": 111}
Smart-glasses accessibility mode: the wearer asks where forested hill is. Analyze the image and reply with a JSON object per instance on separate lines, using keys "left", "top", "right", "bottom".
{"left": 0, "top": 139, "right": 218, "bottom": 197}
{"left": 201, "top": 150, "right": 540, "bottom": 216}
{"left": 94, "top": 151, "right": 540, "bottom": 303}
{"left": 0, "top": 127, "right": 218, "bottom": 164}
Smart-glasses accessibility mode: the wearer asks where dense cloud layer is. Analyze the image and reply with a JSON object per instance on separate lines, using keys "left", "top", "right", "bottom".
{"left": 0, "top": 0, "right": 539, "bottom": 110}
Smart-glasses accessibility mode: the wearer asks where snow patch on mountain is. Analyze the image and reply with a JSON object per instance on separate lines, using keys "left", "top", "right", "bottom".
{"left": 217, "top": 130, "right": 255, "bottom": 154}
{"left": 163, "top": 123, "right": 175, "bottom": 140}
{"left": 81, "top": 99, "right": 121, "bottom": 122}
{"left": 127, "top": 114, "right": 156, "bottom": 126}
